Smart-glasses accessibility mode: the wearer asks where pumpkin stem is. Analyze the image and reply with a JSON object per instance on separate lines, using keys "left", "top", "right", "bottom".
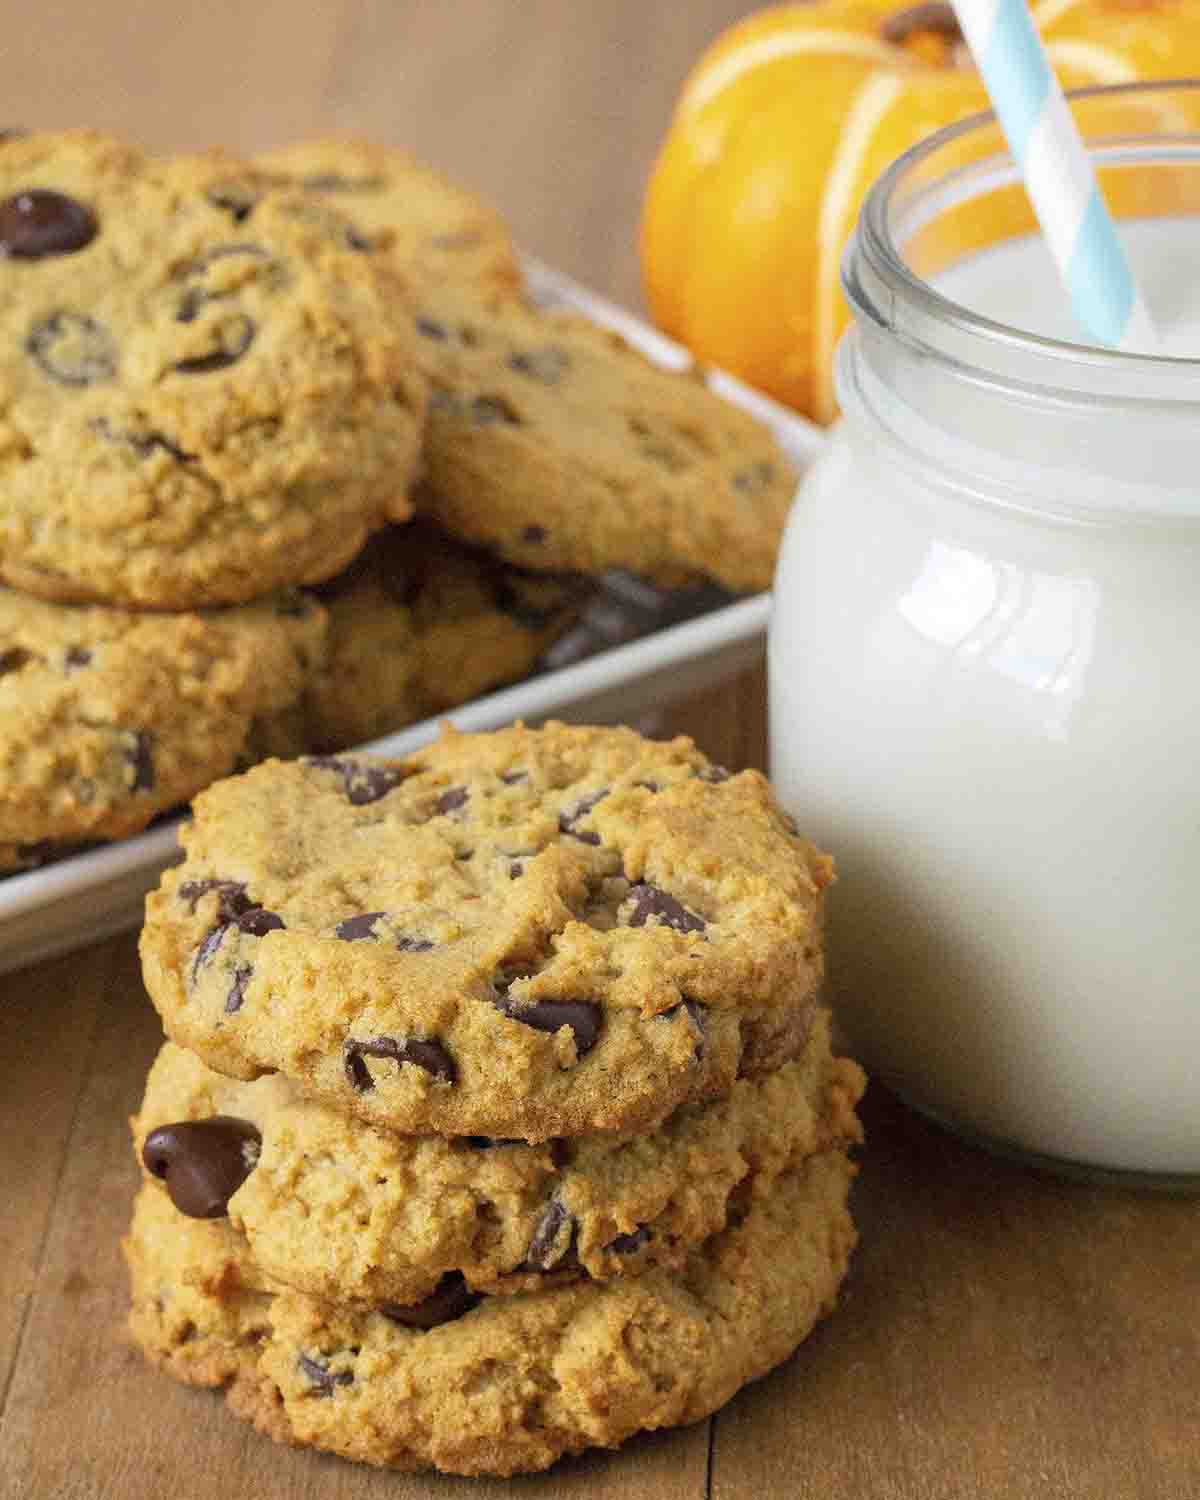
{"left": 881, "top": 2, "right": 964, "bottom": 63}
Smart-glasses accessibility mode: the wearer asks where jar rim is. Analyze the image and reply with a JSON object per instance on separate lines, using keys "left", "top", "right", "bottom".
{"left": 845, "top": 79, "right": 1200, "bottom": 401}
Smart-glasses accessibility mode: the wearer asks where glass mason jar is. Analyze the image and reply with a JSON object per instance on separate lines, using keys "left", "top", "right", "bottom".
{"left": 770, "top": 83, "right": 1200, "bottom": 1187}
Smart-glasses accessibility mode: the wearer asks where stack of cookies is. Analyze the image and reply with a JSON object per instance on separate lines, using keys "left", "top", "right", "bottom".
{"left": 126, "top": 722, "right": 866, "bottom": 1477}
{"left": 0, "top": 131, "right": 797, "bottom": 873}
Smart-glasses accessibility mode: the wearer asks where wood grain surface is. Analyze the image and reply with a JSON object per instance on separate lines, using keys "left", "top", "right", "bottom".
{"left": 0, "top": 3, "right": 1197, "bottom": 1497}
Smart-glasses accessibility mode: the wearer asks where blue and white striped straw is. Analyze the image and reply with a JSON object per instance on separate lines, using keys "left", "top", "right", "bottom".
{"left": 952, "top": 0, "right": 1156, "bottom": 351}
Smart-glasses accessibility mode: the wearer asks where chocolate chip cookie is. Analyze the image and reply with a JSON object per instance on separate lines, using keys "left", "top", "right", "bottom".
{"left": 0, "top": 133, "right": 427, "bottom": 607}
{"left": 140, "top": 723, "right": 831, "bottom": 1140}
{"left": 255, "top": 137, "right": 522, "bottom": 296}
{"left": 133, "top": 1008, "right": 863, "bottom": 1305}
{"left": 405, "top": 284, "right": 796, "bottom": 592}
{"left": 304, "top": 520, "right": 587, "bottom": 752}
{"left": 0, "top": 586, "right": 325, "bottom": 867}
{"left": 125, "top": 1145, "right": 858, "bottom": 1476}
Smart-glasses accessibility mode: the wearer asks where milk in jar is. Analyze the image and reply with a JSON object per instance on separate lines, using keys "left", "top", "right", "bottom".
{"left": 769, "top": 87, "right": 1200, "bottom": 1183}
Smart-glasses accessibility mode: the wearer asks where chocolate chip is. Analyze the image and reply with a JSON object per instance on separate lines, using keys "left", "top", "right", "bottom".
{"left": 396, "top": 935, "right": 436, "bottom": 953}
{"left": 335, "top": 912, "right": 385, "bottom": 942}
{"left": 0, "top": 646, "right": 31, "bottom": 675}
{"left": 525, "top": 1198, "right": 578, "bottom": 1271}
{"left": 660, "top": 997, "right": 707, "bottom": 1062}
{"left": 142, "top": 1116, "right": 261, "bottom": 1219}
{"left": 493, "top": 993, "right": 601, "bottom": 1058}
{"left": 605, "top": 1225, "right": 651, "bottom": 1255}
{"left": 63, "top": 645, "right": 91, "bottom": 670}
{"left": 343, "top": 1035, "right": 456, "bottom": 1091}
{"left": 225, "top": 962, "right": 253, "bottom": 1013}
{"left": 174, "top": 313, "right": 256, "bottom": 374}
{"left": 127, "top": 731, "right": 155, "bottom": 792}
{"left": 436, "top": 786, "right": 468, "bottom": 815}
{"left": 698, "top": 765, "right": 731, "bottom": 783}
{"left": 625, "top": 883, "right": 706, "bottom": 935}
{"left": 488, "top": 565, "right": 580, "bottom": 631}
{"left": 381, "top": 1272, "right": 481, "bottom": 1330}
{"left": 558, "top": 789, "right": 608, "bottom": 845}
{"left": 0, "top": 190, "right": 97, "bottom": 258}
{"left": 500, "top": 770, "right": 527, "bottom": 785}
{"left": 508, "top": 347, "right": 569, "bottom": 384}
{"left": 880, "top": 1, "right": 961, "bottom": 44}
{"left": 509, "top": 862, "right": 524, "bottom": 879}
{"left": 470, "top": 395, "right": 520, "bottom": 426}
{"left": 415, "top": 316, "right": 449, "bottom": 341}
{"left": 205, "top": 182, "right": 263, "bottom": 224}
{"left": 465, "top": 1135, "right": 523, "bottom": 1150}
{"left": 301, "top": 172, "right": 385, "bottom": 193}
{"left": 521, "top": 525, "right": 547, "bottom": 545}
{"left": 731, "top": 460, "right": 776, "bottom": 495}
{"left": 306, "top": 755, "right": 407, "bottom": 806}
{"left": 636, "top": 780, "right": 661, "bottom": 793}
{"left": 180, "top": 879, "right": 250, "bottom": 918}
{"left": 26, "top": 312, "right": 117, "bottom": 386}
{"left": 298, "top": 1353, "right": 353, "bottom": 1397}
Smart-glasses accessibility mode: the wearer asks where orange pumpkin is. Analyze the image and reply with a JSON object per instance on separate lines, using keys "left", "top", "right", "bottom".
{"left": 641, "top": 0, "right": 1200, "bottom": 423}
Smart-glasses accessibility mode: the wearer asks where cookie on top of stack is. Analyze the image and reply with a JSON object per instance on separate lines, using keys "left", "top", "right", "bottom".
{"left": 0, "top": 129, "right": 797, "bottom": 873}
{"left": 127, "top": 722, "right": 866, "bottom": 1476}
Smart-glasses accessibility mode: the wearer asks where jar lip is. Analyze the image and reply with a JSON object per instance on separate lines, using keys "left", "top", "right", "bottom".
{"left": 847, "top": 79, "right": 1200, "bottom": 396}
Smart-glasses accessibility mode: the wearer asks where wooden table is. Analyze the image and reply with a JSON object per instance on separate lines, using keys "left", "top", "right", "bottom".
{"left": 1, "top": 4, "right": 1197, "bottom": 1495}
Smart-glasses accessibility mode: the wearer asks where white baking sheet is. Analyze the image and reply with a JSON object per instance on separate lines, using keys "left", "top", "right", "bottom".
{"left": 0, "top": 258, "right": 823, "bottom": 976}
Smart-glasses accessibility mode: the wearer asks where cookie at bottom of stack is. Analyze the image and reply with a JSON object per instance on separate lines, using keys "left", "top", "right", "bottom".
{"left": 125, "top": 1146, "right": 857, "bottom": 1477}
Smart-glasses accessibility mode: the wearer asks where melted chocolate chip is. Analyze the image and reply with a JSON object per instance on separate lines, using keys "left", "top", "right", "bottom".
{"left": 335, "top": 911, "right": 385, "bottom": 942}
{"left": 509, "top": 862, "right": 524, "bottom": 879}
{"left": 298, "top": 1353, "right": 353, "bottom": 1396}
{"left": 521, "top": 525, "right": 548, "bottom": 545}
{"left": 91, "top": 417, "right": 196, "bottom": 463}
{"left": 191, "top": 923, "right": 229, "bottom": 977}
{"left": 500, "top": 770, "right": 527, "bottom": 785}
{"left": 0, "top": 190, "right": 97, "bottom": 258}
{"left": 225, "top": 962, "right": 253, "bottom": 1013}
{"left": 605, "top": 1224, "right": 651, "bottom": 1255}
{"left": 415, "top": 316, "right": 449, "bottom": 341}
{"left": 343, "top": 1035, "right": 456, "bottom": 1091}
{"left": 436, "top": 786, "right": 468, "bottom": 815}
{"left": 236, "top": 907, "right": 284, "bottom": 937}
{"left": 397, "top": 935, "right": 436, "bottom": 952}
{"left": 174, "top": 313, "right": 256, "bottom": 373}
{"left": 524, "top": 1198, "right": 578, "bottom": 1271}
{"left": 180, "top": 879, "right": 251, "bottom": 917}
{"left": 26, "top": 312, "right": 117, "bottom": 386}
{"left": 142, "top": 1116, "right": 261, "bottom": 1219}
{"left": 63, "top": 645, "right": 92, "bottom": 671}
{"left": 306, "top": 755, "right": 407, "bottom": 806}
{"left": 625, "top": 883, "right": 706, "bottom": 935}
{"left": 558, "top": 789, "right": 608, "bottom": 845}
{"left": 381, "top": 1272, "right": 481, "bottom": 1330}
{"left": 0, "top": 646, "right": 31, "bottom": 675}
{"left": 508, "top": 347, "right": 569, "bottom": 384}
{"left": 127, "top": 732, "right": 155, "bottom": 792}
{"left": 493, "top": 993, "right": 601, "bottom": 1058}
{"left": 660, "top": 997, "right": 707, "bottom": 1063}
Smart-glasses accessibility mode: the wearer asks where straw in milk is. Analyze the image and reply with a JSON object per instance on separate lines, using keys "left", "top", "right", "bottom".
{"left": 951, "top": 0, "right": 1156, "bottom": 351}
